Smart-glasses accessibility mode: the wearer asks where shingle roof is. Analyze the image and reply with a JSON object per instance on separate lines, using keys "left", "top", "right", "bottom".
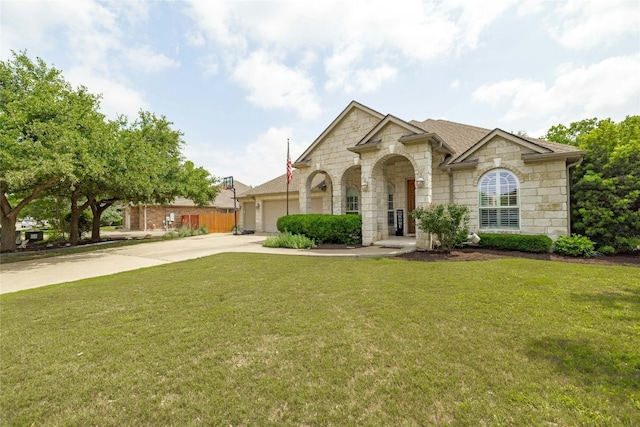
{"left": 239, "top": 170, "right": 325, "bottom": 197}
{"left": 170, "top": 180, "right": 250, "bottom": 208}
{"left": 410, "top": 118, "right": 581, "bottom": 164}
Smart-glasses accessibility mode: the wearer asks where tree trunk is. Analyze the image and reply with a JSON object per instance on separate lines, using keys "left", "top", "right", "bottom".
{"left": 1, "top": 183, "right": 56, "bottom": 252}
{"left": 90, "top": 203, "right": 101, "bottom": 243}
{"left": 0, "top": 211, "right": 18, "bottom": 252}
{"left": 90, "top": 200, "right": 117, "bottom": 242}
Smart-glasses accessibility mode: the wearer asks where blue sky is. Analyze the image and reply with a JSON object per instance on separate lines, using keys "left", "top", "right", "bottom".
{"left": 2, "top": 0, "right": 639, "bottom": 186}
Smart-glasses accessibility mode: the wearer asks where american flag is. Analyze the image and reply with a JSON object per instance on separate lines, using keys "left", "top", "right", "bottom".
{"left": 286, "top": 139, "right": 292, "bottom": 185}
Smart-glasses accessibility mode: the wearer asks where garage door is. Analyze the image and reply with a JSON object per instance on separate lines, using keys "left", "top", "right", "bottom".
{"left": 242, "top": 203, "right": 256, "bottom": 231}
{"left": 263, "top": 200, "right": 300, "bottom": 232}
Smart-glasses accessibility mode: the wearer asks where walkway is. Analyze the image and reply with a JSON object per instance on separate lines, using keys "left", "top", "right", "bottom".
{"left": 0, "top": 232, "right": 415, "bottom": 295}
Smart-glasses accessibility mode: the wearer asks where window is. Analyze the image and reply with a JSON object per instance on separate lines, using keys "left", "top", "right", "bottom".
{"left": 479, "top": 169, "right": 519, "bottom": 229}
{"left": 387, "top": 184, "right": 394, "bottom": 226}
{"left": 346, "top": 186, "right": 359, "bottom": 214}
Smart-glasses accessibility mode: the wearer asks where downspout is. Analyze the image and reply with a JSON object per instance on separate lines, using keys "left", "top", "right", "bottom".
{"left": 143, "top": 204, "right": 147, "bottom": 231}
{"left": 566, "top": 159, "right": 583, "bottom": 235}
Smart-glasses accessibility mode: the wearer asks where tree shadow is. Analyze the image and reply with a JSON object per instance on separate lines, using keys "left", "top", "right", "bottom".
{"left": 527, "top": 337, "right": 639, "bottom": 393}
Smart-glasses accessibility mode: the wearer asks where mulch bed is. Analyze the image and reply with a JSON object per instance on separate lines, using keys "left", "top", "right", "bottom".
{"left": 315, "top": 244, "right": 639, "bottom": 267}
{"left": 398, "top": 246, "right": 640, "bottom": 267}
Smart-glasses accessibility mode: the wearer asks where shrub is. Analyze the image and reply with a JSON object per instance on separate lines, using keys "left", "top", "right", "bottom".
{"left": 263, "top": 232, "right": 316, "bottom": 249}
{"left": 478, "top": 233, "right": 553, "bottom": 253}
{"left": 411, "top": 204, "right": 470, "bottom": 252}
{"left": 553, "top": 234, "right": 596, "bottom": 257}
{"left": 163, "top": 231, "right": 179, "bottom": 240}
{"left": 597, "top": 245, "right": 616, "bottom": 256}
{"left": 277, "top": 214, "right": 361, "bottom": 244}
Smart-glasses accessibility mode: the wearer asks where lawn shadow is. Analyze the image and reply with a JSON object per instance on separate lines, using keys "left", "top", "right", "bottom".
{"left": 570, "top": 287, "right": 640, "bottom": 316}
{"left": 527, "top": 337, "right": 640, "bottom": 393}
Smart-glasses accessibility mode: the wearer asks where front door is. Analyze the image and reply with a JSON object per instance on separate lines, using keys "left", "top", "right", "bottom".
{"left": 407, "top": 179, "right": 416, "bottom": 234}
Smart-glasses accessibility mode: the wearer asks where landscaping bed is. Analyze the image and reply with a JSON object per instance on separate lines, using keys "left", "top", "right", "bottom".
{"left": 398, "top": 246, "right": 640, "bottom": 267}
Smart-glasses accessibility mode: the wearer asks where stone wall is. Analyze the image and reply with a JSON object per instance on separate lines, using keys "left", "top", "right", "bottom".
{"left": 450, "top": 136, "right": 569, "bottom": 239}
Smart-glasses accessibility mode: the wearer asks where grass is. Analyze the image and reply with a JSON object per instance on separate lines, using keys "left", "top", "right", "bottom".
{"left": 0, "top": 238, "right": 157, "bottom": 264}
{"left": 1, "top": 254, "right": 639, "bottom": 426}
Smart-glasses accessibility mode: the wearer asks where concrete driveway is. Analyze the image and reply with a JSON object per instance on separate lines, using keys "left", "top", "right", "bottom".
{"left": 0, "top": 233, "right": 413, "bottom": 294}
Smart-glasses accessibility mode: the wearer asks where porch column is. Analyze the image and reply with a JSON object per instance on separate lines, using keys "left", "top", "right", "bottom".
{"left": 360, "top": 164, "right": 376, "bottom": 245}
{"left": 415, "top": 148, "right": 433, "bottom": 250}
{"left": 332, "top": 184, "right": 344, "bottom": 215}
{"left": 298, "top": 170, "right": 311, "bottom": 214}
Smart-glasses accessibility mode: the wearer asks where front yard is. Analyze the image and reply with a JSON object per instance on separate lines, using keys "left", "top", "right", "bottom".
{"left": 1, "top": 254, "right": 638, "bottom": 425}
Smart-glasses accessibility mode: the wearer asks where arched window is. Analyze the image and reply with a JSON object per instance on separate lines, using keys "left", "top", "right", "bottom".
{"left": 346, "top": 186, "right": 359, "bottom": 214}
{"left": 479, "top": 169, "right": 519, "bottom": 229}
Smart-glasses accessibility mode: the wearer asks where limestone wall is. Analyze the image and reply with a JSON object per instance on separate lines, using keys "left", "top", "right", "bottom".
{"left": 450, "top": 136, "right": 570, "bottom": 239}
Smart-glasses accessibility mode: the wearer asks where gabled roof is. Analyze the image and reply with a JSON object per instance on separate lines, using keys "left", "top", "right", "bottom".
{"left": 294, "top": 100, "right": 385, "bottom": 165}
{"left": 170, "top": 180, "right": 250, "bottom": 209}
{"left": 239, "top": 170, "right": 326, "bottom": 197}
{"left": 410, "top": 118, "right": 583, "bottom": 166}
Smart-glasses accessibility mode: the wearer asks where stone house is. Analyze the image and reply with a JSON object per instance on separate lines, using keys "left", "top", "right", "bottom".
{"left": 123, "top": 181, "right": 249, "bottom": 231}
{"left": 238, "top": 101, "right": 584, "bottom": 249}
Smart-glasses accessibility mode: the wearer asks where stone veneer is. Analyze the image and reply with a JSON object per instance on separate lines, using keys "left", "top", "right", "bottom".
{"left": 254, "top": 103, "right": 577, "bottom": 248}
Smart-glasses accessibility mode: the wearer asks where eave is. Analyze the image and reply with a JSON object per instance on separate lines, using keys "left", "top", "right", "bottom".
{"left": 521, "top": 151, "right": 586, "bottom": 164}
{"left": 347, "top": 139, "right": 382, "bottom": 153}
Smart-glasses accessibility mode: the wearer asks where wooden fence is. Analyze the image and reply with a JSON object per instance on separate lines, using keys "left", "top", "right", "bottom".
{"left": 181, "top": 213, "right": 238, "bottom": 233}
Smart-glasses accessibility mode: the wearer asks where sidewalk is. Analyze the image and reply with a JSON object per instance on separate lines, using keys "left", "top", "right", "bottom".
{"left": 0, "top": 233, "right": 415, "bottom": 295}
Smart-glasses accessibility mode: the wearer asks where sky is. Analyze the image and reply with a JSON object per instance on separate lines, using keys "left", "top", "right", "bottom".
{"left": 2, "top": 0, "right": 639, "bottom": 187}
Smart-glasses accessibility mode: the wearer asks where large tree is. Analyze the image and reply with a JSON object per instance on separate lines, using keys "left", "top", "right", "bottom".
{"left": 1, "top": 52, "right": 219, "bottom": 250}
{"left": 544, "top": 116, "right": 640, "bottom": 253}
{"left": 84, "top": 113, "right": 219, "bottom": 242}
{"left": 0, "top": 51, "right": 95, "bottom": 251}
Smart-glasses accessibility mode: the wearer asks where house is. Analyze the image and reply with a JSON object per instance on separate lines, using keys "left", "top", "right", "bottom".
{"left": 238, "top": 101, "right": 585, "bottom": 249}
{"left": 123, "top": 181, "right": 250, "bottom": 232}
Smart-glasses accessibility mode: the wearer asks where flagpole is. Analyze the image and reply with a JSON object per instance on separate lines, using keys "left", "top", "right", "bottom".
{"left": 286, "top": 138, "right": 290, "bottom": 216}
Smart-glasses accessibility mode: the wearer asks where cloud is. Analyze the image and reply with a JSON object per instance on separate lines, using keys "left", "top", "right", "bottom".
{"left": 182, "top": 0, "right": 513, "bottom": 106}
{"left": 184, "top": 126, "right": 308, "bottom": 186}
{"left": 124, "top": 46, "right": 180, "bottom": 72}
{"left": 231, "top": 50, "right": 321, "bottom": 119}
{"left": 66, "top": 67, "right": 148, "bottom": 119}
{"left": 549, "top": 0, "right": 640, "bottom": 49}
{"left": 472, "top": 53, "right": 640, "bottom": 124}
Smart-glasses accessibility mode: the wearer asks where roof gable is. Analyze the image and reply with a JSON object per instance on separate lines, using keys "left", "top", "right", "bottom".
{"left": 294, "top": 101, "right": 384, "bottom": 165}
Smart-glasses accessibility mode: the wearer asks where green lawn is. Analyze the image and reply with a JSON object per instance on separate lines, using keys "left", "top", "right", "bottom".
{"left": 1, "top": 254, "right": 638, "bottom": 426}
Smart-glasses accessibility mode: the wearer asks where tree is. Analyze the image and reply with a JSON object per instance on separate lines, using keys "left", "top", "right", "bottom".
{"left": 84, "top": 112, "right": 219, "bottom": 242}
{"left": 0, "top": 51, "right": 88, "bottom": 251}
{"left": 545, "top": 116, "right": 640, "bottom": 253}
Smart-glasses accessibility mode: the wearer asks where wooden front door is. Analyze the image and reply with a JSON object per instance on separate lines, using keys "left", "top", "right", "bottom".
{"left": 407, "top": 179, "right": 416, "bottom": 234}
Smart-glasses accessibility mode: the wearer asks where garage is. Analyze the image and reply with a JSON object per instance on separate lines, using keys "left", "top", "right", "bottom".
{"left": 262, "top": 200, "right": 300, "bottom": 232}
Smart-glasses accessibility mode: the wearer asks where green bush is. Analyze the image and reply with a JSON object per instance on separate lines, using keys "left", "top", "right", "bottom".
{"left": 411, "top": 204, "right": 470, "bottom": 252}
{"left": 163, "top": 231, "right": 179, "bottom": 240}
{"left": 553, "top": 234, "right": 596, "bottom": 257}
{"left": 277, "top": 214, "right": 361, "bottom": 244}
{"left": 597, "top": 245, "right": 616, "bottom": 256}
{"left": 478, "top": 233, "right": 553, "bottom": 253}
{"left": 263, "top": 232, "right": 317, "bottom": 249}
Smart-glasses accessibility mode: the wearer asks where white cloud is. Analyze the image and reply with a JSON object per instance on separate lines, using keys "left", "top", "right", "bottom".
{"left": 182, "top": 0, "right": 513, "bottom": 103}
{"left": 231, "top": 50, "right": 321, "bottom": 119}
{"left": 124, "top": 46, "right": 180, "bottom": 73}
{"left": 549, "top": 0, "right": 640, "bottom": 49}
{"left": 450, "top": 79, "right": 461, "bottom": 89}
{"left": 66, "top": 67, "right": 148, "bottom": 120}
{"left": 184, "top": 126, "right": 308, "bottom": 186}
{"left": 472, "top": 53, "right": 640, "bottom": 124}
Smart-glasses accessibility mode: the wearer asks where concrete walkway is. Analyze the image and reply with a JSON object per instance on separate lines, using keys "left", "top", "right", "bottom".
{"left": 0, "top": 232, "right": 415, "bottom": 295}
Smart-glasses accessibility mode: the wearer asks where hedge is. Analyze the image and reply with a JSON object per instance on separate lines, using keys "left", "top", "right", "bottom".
{"left": 277, "top": 214, "right": 362, "bottom": 245}
{"left": 478, "top": 233, "right": 553, "bottom": 253}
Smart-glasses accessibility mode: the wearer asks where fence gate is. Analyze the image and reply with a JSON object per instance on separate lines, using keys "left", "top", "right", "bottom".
{"left": 181, "top": 215, "right": 199, "bottom": 229}
{"left": 197, "top": 212, "right": 238, "bottom": 233}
